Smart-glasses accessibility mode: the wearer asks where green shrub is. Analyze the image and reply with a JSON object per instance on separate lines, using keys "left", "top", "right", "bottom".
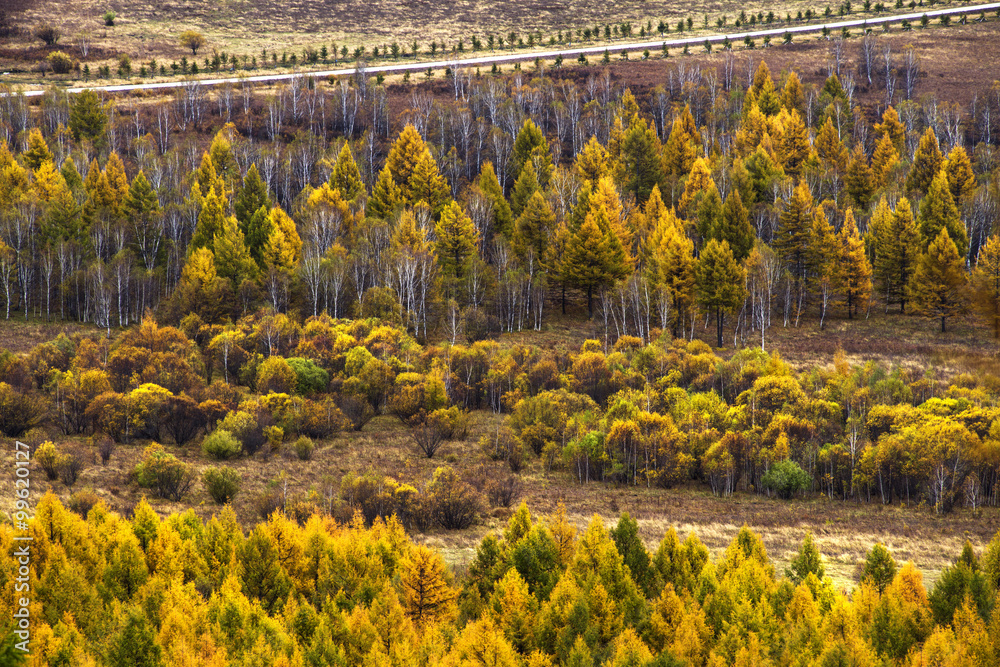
{"left": 202, "top": 429, "right": 242, "bottom": 460}
{"left": 286, "top": 357, "right": 329, "bottom": 395}
{"left": 293, "top": 436, "right": 315, "bottom": 461}
{"left": 134, "top": 443, "right": 194, "bottom": 500}
{"left": 203, "top": 466, "right": 241, "bottom": 504}
{"left": 103, "top": 11, "right": 116, "bottom": 26}
{"left": 761, "top": 459, "right": 810, "bottom": 499}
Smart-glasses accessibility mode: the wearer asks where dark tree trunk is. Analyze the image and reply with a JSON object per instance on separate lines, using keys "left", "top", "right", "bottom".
{"left": 716, "top": 307, "right": 723, "bottom": 348}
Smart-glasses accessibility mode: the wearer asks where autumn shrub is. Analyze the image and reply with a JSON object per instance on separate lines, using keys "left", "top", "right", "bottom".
{"left": 338, "top": 393, "right": 375, "bottom": 431}
{"left": 468, "top": 464, "right": 523, "bottom": 508}
{"left": 202, "top": 429, "right": 242, "bottom": 460}
{"left": 68, "top": 488, "right": 101, "bottom": 517}
{"left": 761, "top": 459, "right": 810, "bottom": 499}
{"left": 479, "top": 424, "right": 524, "bottom": 472}
{"left": 161, "top": 394, "right": 206, "bottom": 445}
{"left": 410, "top": 410, "right": 448, "bottom": 458}
{"left": 425, "top": 466, "right": 483, "bottom": 529}
{"left": 85, "top": 391, "right": 130, "bottom": 442}
{"left": 293, "top": 436, "right": 315, "bottom": 461}
{"left": 340, "top": 469, "right": 419, "bottom": 525}
{"left": 34, "top": 441, "right": 61, "bottom": 481}
{"left": 203, "top": 466, "right": 241, "bottom": 504}
{"left": 217, "top": 410, "right": 266, "bottom": 456}
{"left": 47, "top": 50, "right": 75, "bottom": 74}
{"left": 298, "top": 398, "right": 348, "bottom": 438}
{"left": 134, "top": 444, "right": 194, "bottom": 500}
{"left": 33, "top": 22, "right": 60, "bottom": 45}
{"left": 360, "top": 286, "right": 402, "bottom": 324}
{"left": 95, "top": 434, "right": 115, "bottom": 465}
{"left": 0, "top": 383, "right": 47, "bottom": 437}
{"left": 58, "top": 447, "right": 86, "bottom": 486}
{"left": 257, "top": 356, "right": 297, "bottom": 394}
{"left": 253, "top": 489, "right": 284, "bottom": 518}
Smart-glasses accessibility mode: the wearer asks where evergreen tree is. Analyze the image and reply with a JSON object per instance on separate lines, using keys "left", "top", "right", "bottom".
{"left": 367, "top": 166, "right": 404, "bottom": 219}
{"left": 695, "top": 184, "right": 723, "bottom": 252}
{"left": 263, "top": 207, "right": 302, "bottom": 273}
{"left": 834, "top": 209, "right": 872, "bottom": 319}
{"left": 511, "top": 119, "right": 552, "bottom": 186}
{"left": 810, "top": 207, "right": 839, "bottom": 328}
{"left": 478, "top": 161, "right": 514, "bottom": 237}
{"left": 781, "top": 71, "right": 805, "bottom": 116}
{"left": 233, "top": 164, "right": 271, "bottom": 231}
{"left": 514, "top": 191, "right": 556, "bottom": 263}
{"left": 190, "top": 187, "right": 229, "bottom": 252}
{"left": 408, "top": 149, "right": 450, "bottom": 216}
{"left": 435, "top": 200, "right": 479, "bottom": 279}
{"left": 662, "top": 117, "right": 697, "bottom": 178}
{"left": 943, "top": 145, "right": 976, "bottom": 206}
{"left": 905, "top": 127, "right": 944, "bottom": 195}
{"left": 123, "top": 171, "right": 160, "bottom": 222}
{"left": 385, "top": 124, "right": 429, "bottom": 197}
{"left": 971, "top": 234, "right": 1000, "bottom": 338}
{"left": 510, "top": 161, "right": 540, "bottom": 218}
{"left": 60, "top": 156, "right": 84, "bottom": 195}
{"left": 22, "top": 128, "right": 54, "bottom": 170}
{"left": 871, "top": 133, "right": 899, "bottom": 189}
{"left": 69, "top": 89, "right": 108, "bottom": 146}
{"left": 330, "top": 142, "right": 366, "bottom": 202}
{"left": 213, "top": 214, "right": 258, "bottom": 284}
{"left": 620, "top": 118, "right": 663, "bottom": 204}
{"left": 678, "top": 157, "right": 714, "bottom": 217}
{"left": 918, "top": 169, "right": 967, "bottom": 256}
{"left": 871, "top": 196, "right": 912, "bottom": 312}
{"left": 401, "top": 545, "right": 456, "bottom": 627}
{"left": 696, "top": 239, "right": 745, "bottom": 347}
{"left": 565, "top": 213, "right": 629, "bottom": 316}
{"left": 194, "top": 152, "right": 226, "bottom": 201}
{"left": 106, "top": 606, "right": 163, "bottom": 667}
{"left": 775, "top": 181, "right": 814, "bottom": 290}
{"left": 908, "top": 227, "right": 968, "bottom": 332}
{"left": 845, "top": 143, "right": 874, "bottom": 208}
{"left": 718, "top": 188, "right": 754, "bottom": 263}
{"left": 786, "top": 532, "right": 825, "bottom": 585}
{"left": 874, "top": 106, "right": 906, "bottom": 155}
{"left": 245, "top": 205, "right": 273, "bottom": 269}
{"left": 575, "top": 135, "right": 611, "bottom": 188}
{"left": 861, "top": 543, "right": 897, "bottom": 593}
{"left": 778, "top": 109, "right": 810, "bottom": 176}
{"left": 648, "top": 216, "right": 696, "bottom": 336}
{"left": 814, "top": 118, "right": 847, "bottom": 173}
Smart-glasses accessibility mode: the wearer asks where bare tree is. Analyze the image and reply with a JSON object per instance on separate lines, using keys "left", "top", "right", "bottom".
{"left": 860, "top": 33, "right": 878, "bottom": 85}
{"left": 882, "top": 45, "right": 896, "bottom": 106}
{"left": 902, "top": 47, "right": 919, "bottom": 100}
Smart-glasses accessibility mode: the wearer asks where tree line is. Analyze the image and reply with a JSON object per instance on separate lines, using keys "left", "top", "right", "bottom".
{"left": 3, "top": 306, "right": 1000, "bottom": 512}
{"left": 2, "top": 53, "right": 1000, "bottom": 349}
{"left": 3, "top": 495, "right": 1000, "bottom": 666}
